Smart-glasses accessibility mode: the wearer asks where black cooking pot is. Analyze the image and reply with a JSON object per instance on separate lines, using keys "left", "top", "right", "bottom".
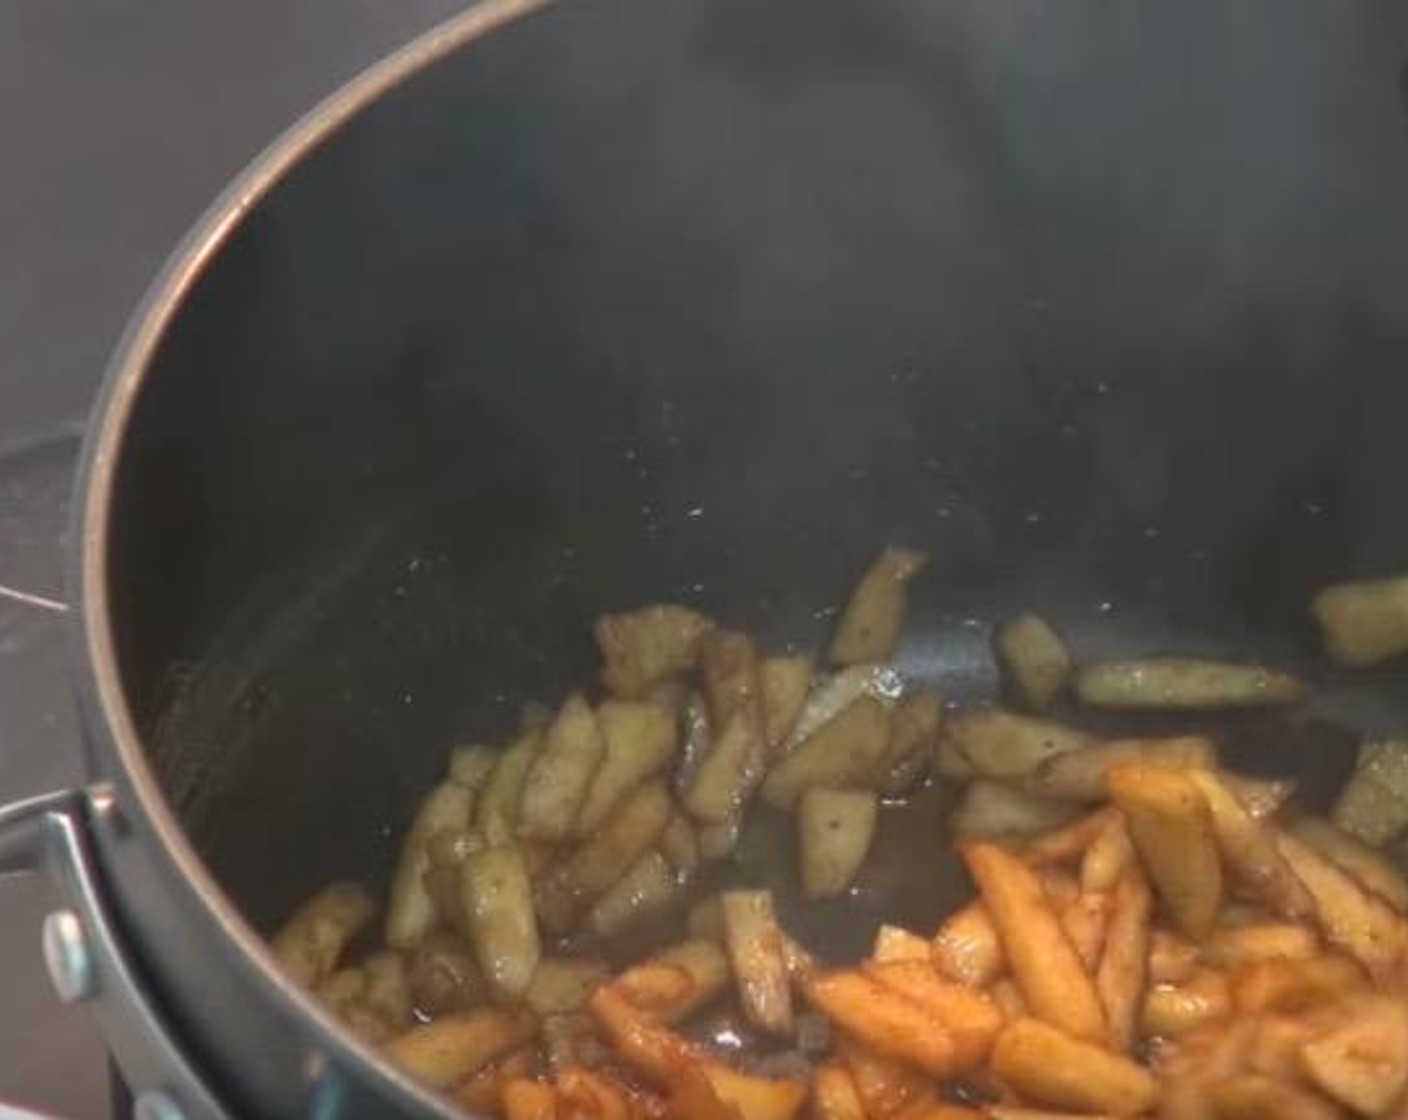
{"left": 5, "top": 0, "right": 1408, "bottom": 1115}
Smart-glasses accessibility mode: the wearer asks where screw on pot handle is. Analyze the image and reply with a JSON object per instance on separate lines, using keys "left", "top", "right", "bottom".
{"left": 0, "top": 787, "right": 231, "bottom": 1120}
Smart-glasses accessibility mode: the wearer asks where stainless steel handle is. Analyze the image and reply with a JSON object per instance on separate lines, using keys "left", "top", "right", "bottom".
{"left": 0, "top": 787, "right": 230, "bottom": 1120}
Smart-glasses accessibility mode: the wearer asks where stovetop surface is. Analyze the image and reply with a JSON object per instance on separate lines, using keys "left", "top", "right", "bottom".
{"left": 0, "top": 5, "right": 463, "bottom": 1115}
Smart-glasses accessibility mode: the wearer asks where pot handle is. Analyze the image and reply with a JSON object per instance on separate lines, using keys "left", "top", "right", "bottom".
{"left": 0, "top": 786, "right": 231, "bottom": 1120}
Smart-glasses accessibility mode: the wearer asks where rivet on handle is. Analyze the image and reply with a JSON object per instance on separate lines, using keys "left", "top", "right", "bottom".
{"left": 41, "top": 908, "right": 94, "bottom": 1005}
{"left": 133, "top": 1089, "right": 187, "bottom": 1120}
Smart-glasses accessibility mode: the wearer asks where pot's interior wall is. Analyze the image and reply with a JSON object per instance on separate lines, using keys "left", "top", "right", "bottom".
{"left": 106, "top": 0, "right": 1408, "bottom": 936}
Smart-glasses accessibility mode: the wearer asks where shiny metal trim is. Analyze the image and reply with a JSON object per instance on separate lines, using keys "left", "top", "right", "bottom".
{"left": 69, "top": 2, "right": 553, "bottom": 1116}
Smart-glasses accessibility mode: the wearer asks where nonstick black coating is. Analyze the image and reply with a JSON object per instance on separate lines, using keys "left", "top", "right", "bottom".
{"left": 105, "top": 0, "right": 1408, "bottom": 967}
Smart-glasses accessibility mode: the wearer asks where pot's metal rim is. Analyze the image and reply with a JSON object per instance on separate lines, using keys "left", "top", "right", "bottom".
{"left": 69, "top": 0, "right": 551, "bottom": 1113}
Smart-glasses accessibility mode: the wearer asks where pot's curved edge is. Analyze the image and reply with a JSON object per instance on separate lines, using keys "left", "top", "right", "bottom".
{"left": 65, "top": 0, "right": 552, "bottom": 1113}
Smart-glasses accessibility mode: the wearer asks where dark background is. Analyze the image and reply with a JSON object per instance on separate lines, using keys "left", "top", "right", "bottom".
{"left": 0, "top": 5, "right": 465, "bottom": 1115}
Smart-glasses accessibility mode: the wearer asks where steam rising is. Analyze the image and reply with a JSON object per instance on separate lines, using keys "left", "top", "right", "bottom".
{"left": 126, "top": 0, "right": 1408, "bottom": 924}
